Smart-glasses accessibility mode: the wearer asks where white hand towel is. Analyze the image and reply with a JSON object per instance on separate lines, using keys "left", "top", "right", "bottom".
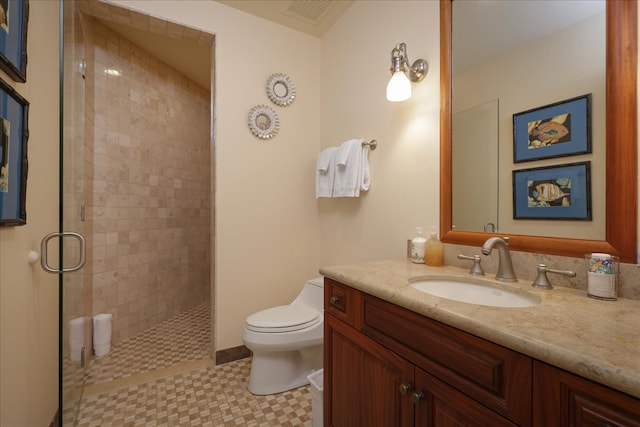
{"left": 335, "top": 138, "right": 359, "bottom": 167}
{"left": 316, "top": 147, "right": 337, "bottom": 198}
{"left": 360, "top": 146, "right": 370, "bottom": 191}
{"left": 333, "top": 139, "right": 364, "bottom": 197}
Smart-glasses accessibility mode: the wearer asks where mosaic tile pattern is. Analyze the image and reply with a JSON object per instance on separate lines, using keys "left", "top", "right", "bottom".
{"left": 65, "top": 302, "right": 313, "bottom": 425}
{"left": 84, "top": 302, "right": 211, "bottom": 386}
{"left": 75, "top": 358, "right": 312, "bottom": 426}
{"left": 83, "top": 12, "right": 212, "bottom": 344}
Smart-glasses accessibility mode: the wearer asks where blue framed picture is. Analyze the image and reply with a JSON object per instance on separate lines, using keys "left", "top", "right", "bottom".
{"left": 0, "top": 77, "right": 28, "bottom": 226}
{"left": 513, "top": 94, "right": 591, "bottom": 163}
{"left": 513, "top": 162, "right": 591, "bottom": 220}
{"left": 0, "top": 0, "right": 28, "bottom": 83}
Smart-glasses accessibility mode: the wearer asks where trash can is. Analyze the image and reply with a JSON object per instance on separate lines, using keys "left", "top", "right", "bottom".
{"left": 307, "top": 369, "right": 323, "bottom": 427}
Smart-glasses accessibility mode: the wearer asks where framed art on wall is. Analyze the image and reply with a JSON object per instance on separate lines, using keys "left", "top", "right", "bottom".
{"left": 0, "top": 0, "right": 28, "bottom": 83}
{"left": 247, "top": 104, "right": 279, "bottom": 140}
{"left": 0, "top": 77, "right": 29, "bottom": 226}
{"left": 266, "top": 73, "right": 296, "bottom": 107}
{"left": 513, "top": 161, "right": 591, "bottom": 220}
{"left": 513, "top": 94, "right": 591, "bottom": 163}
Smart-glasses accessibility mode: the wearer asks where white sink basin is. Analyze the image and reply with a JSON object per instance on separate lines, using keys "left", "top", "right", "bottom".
{"left": 410, "top": 278, "right": 541, "bottom": 308}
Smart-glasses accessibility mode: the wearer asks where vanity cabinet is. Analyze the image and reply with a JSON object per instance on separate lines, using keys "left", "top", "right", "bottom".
{"left": 533, "top": 361, "right": 640, "bottom": 427}
{"left": 324, "top": 278, "right": 529, "bottom": 426}
{"left": 324, "top": 278, "right": 640, "bottom": 427}
{"left": 325, "top": 313, "right": 414, "bottom": 426}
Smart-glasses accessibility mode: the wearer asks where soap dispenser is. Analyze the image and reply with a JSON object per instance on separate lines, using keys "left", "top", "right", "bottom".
{"left": 411, "top": 227, "right": 427, "bottom": 264}
{"left": 425, "top": 231, "right": 444, "bottom": 266}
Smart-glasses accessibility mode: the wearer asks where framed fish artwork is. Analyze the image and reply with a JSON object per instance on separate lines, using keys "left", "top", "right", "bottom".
{"left": 513, "top": 94, "right": 591, "bottom": 163}
{"left": 0, "top": 77, "right": 28, "bottom": 226}
{"left": 513, "top": 161, "right": 591, "bottom": 220}
{"left": 0, "top": 0, "right": 28, "bottom": 83}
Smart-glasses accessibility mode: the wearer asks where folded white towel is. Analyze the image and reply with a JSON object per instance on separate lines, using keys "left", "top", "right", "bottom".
{"left": 316, "top": 147, "right": 337, "bottom": 198}
{"left": 333, "top": 139, "right": 365, "bottom": 197}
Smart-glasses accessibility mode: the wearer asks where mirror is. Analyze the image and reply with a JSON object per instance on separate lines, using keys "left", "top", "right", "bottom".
{"left": 266, "top": 73, "right": 296, "bottom": 106}
{"left": 452, "top": 99, "right": 499, "bottom": 233}
{"left": 451, "top": 2, "right": 605, "bottom": 238}
{"left": 248, "top": 105, "right": 280, "bottom": 139}
{"left": 440, "top": 0, "right": 638, "bottom": 263}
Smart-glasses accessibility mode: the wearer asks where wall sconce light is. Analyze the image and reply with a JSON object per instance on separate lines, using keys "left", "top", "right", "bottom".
{"left": 386, "top": 43, "right": 428, "bottom": 102}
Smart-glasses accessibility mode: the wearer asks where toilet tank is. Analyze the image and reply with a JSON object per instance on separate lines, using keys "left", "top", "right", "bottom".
{"left": 292, "top": 277, "right": 324, "bottom": 311}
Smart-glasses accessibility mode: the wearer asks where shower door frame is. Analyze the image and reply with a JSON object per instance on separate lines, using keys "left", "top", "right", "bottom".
{"left": 59, "top": 0, "right": 92, "bottom": 423}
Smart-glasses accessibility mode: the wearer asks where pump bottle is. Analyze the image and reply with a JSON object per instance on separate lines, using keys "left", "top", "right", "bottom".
{"left": 411, "top": 227, "right": 426, "bottom": 264}
{"left": 425, "top": 231, "right": 444, "bottom": 266}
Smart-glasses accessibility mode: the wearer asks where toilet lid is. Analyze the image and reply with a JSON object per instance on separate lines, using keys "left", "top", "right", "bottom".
{"left": 246, "top": 305, "right": 321, "bottom": 333}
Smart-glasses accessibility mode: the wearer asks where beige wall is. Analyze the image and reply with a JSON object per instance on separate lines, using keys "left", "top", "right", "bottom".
{"left": 0, "top": 2, "right": 60, "bottom": 426}
{"left": 110, "top": 0, "right": 441, "bottom": 352}
{"left": 319, "top": 0, "right": 441, "bottom": 265}
{"left": 109, "top": 0, "right": 323, "bottom": 350}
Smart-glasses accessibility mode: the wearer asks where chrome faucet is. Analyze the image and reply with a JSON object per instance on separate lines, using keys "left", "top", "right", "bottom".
{"left": 481, "top": 237, "right": 517, "bottom": 282}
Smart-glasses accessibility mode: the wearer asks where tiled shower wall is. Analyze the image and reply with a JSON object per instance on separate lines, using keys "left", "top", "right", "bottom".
{"left": 85, "top": 16, "right": 211, "bottom": 344}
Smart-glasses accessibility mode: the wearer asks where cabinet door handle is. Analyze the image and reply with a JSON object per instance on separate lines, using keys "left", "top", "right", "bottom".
{"left": 412, "top": 391, "right": 425, "bottom": 404}
{"left": 330, "top": 296, "right": 341, "bottom": 305}
{"left": 399, "top": 383, "right": 412, "bottom": 395}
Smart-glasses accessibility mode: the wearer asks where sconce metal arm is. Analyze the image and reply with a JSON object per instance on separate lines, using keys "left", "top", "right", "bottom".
{"left": 390, "top": 43, "right": 428, "bottom": 82}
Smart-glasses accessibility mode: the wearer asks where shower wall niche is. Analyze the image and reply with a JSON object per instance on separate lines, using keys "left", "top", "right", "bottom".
{"left": 83, "top": 15, "right": 211, "bottom": 344}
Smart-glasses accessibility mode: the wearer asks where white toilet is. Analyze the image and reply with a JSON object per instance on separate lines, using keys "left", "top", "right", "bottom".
{"left": 242, "top": 276, "right": 324, "bottom": 395}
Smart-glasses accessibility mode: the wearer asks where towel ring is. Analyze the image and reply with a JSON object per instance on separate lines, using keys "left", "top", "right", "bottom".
{"left": 362, "top": 140, "right": 377, "bottom": 150}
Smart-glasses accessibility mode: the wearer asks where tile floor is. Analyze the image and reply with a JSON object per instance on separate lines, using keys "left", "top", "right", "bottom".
{"left": 85, "top": 303, "right": 212, "bottom": 386}
{"left": 64, "top": 303, "right": 313, "bottom": 426}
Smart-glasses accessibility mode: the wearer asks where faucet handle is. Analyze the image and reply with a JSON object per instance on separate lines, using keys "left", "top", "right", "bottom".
{"left": 457, "top": 254, "right": 485, "bottom": 276}
{"left": 531, "top": 263, "right": 576, "bottom": 289}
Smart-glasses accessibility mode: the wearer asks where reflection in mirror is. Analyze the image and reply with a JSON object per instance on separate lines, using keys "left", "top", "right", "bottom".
{"left": 451, "top": 0, "right": 605, "bottom": 238}
{"left": 452, "top": 99, "right": 498, "bottom": 232}
{"left": 440, "top": 0, "right": 638, "bottom": 262}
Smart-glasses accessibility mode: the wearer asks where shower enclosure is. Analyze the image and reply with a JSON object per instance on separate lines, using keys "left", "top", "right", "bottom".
{"left": 60, "top": 1, "right": 214, "bottom": 423}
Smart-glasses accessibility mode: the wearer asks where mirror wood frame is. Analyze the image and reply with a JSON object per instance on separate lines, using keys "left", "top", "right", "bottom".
{"left": 440, "top": 0, "right": 638, "bottom": 263}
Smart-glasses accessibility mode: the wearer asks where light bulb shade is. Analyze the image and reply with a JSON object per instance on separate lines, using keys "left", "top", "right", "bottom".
{"left": 386, "top": 70, "right": 412, "bottom": 102}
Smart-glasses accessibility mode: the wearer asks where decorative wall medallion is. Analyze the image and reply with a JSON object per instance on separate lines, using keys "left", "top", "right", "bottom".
{"left": 248, "top": 105, "right": 279, "bottom": 139}
{"left": 266, "top": 73, "right": 296, "bottom": 106}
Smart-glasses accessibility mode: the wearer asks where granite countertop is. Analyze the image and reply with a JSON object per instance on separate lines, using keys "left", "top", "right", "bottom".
{"left": 319, "top": 259, "right": 640, "bottom": 399}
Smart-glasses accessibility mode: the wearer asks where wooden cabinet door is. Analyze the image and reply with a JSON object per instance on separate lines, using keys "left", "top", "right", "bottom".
{"left": 414, "top": 368, "right": 518, "bottom": 427}
{"left": 325, "top": 313, "right": 414, "bottom": 427}
{"left": 534, "top": 361, "right": 640, "bottom": 427}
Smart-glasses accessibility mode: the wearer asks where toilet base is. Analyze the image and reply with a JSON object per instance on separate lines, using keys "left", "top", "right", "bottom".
{"left": 247, "top": 345, "right": 323, "bottom": 395}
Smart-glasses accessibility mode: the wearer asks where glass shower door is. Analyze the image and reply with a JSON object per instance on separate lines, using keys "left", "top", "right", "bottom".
{"left": 59, "top": 0, "right": 91, "bottom": 424}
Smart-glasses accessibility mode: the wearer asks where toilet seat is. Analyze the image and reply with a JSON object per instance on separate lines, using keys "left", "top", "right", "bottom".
{"left": 246, "top": 305, "right": 321, "bottom": 333}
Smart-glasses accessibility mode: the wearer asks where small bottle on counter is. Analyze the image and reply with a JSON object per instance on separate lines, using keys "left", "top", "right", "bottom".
{"left": 425, "top": 231, "right": 444, "bottom": 266}
{"left": 411, "top": 227, "right": 426, "bottom": 264}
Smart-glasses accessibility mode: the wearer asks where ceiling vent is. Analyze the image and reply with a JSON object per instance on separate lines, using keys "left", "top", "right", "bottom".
{"left": 286, "top": 0, "right": 332, "bottom": 22}
{"left": 215, "top": 0, "right": 353, "bottom": 37}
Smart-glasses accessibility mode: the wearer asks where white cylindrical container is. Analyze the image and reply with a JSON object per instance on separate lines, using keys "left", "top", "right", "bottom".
{"left": 93, "top": 313, "right": 112, "bottom": 357}
{"left": 69, "top": 317, "right": 85, "bottom": 362}
{"left": 585, "top": 253, "right": 619, "bottom": 301}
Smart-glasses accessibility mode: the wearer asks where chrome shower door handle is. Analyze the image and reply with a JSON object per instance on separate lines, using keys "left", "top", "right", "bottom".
{"left": 40, "top": 232, "right": 86, "bottom": 273}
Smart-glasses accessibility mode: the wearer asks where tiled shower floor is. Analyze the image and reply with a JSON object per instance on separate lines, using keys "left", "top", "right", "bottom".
{"left": 85, "top": 303, "right": 212, "bottom": 386}
{"left": 65, "top": 303, "right": 312, "bottom": 426}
